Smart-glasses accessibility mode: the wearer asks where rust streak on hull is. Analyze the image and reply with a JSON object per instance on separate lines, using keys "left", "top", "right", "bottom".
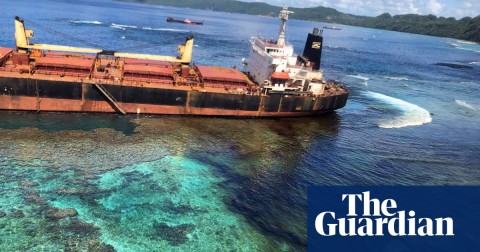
{"left": 0, "top": 94, "right": 347, "bottom": 117}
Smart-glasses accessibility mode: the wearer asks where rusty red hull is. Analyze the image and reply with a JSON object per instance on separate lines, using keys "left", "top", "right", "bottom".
{"left": 0, "top": 77, "right": 348, "bottom": 117}
{"left": 0, "top": 96, "right": 343, "bottom": 117}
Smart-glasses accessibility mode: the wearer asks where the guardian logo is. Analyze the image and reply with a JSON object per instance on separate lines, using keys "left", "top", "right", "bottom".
{"left": 315, "top": 191, "right": 454, "bottom": 237}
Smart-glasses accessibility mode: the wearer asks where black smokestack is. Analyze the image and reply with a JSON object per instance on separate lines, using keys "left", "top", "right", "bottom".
{"left": 302, "top": 28, "right": 323, "bottom": 70}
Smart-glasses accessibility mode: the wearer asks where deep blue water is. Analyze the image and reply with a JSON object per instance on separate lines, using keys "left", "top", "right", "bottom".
{"left": 0, "top": 0, "right": 479, "bottom": 251}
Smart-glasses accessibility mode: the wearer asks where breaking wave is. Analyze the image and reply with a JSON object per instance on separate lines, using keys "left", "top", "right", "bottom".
{"left": 108, "top": 24, "right": 189, "bottom": 33}
{"left": 447, "top": 40, "right": 480, "bottom": 53}
{"left": 69, "top": 20, "right": 103, "bottom": 25}
{"left": 382, "top": 76, "right": 409, "bottom": 81}
{"left": 111, "top": 23, "right": 138, "bottom": 29}
{"left": 453, "top": 44, "right": 480, "bottom": 53}
{"left": 110, "top": 24, "right": 126, "bottom": 30}
{"left": 456, "top": 40, "right": 478, "bottom": 45}
{"left": 365, "top": 91, "right": 432, "bottom": 128}
{"left": 455, "top": 99, "right": 478, "bottom": 111}
{"left": 70, "top": 19, "right": 158, "bottom": 33}
{"left": 71, "top": 20, "right": 190, "bottom": 33}
{"left": 346, "top": 74, "right": 369, "bottom": 81}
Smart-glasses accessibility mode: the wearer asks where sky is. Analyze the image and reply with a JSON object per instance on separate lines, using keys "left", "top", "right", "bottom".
{"left": 242, "top": 0, "right": 479, "bottom": 19}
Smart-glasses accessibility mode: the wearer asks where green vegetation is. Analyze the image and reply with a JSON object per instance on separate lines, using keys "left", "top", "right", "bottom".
{"left": 123, "top": 0, "right": 480, "bottom": 43}
{"left": 357, "top": 13, "right": 480, "bottom": 42}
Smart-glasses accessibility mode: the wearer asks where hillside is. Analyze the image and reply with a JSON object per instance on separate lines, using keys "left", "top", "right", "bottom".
{"left": 123, "top": 0, "right": 480, "bottom": 43}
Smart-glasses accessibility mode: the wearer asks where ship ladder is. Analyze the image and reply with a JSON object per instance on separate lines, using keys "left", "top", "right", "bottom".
{"left": 93, "top": 83, "right": 126, "bottom": 115}
{"left": 34, "top": 79, "right": 40, "bottom": 112}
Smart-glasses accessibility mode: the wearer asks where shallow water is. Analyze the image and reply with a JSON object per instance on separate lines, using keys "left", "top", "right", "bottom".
{"left": 1, "top": 0, "right": 480, "bottom": 251}
{"left": 1, "top": 115, "right": 347, "bottom": 250}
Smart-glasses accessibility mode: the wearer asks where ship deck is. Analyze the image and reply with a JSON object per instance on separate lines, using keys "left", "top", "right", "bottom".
{"left": 0, "top": 46, "right": 258, "bottom": 95}
{"left": 0, "top": 46, "right": 348, "bottom": 97}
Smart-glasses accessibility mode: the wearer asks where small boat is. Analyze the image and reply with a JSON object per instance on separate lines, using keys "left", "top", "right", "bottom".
{"left": 323, "top": 26, "right": 341, "bottom": 30}
{"left": 166, "top": 17, "right": 203, "bottom": 25}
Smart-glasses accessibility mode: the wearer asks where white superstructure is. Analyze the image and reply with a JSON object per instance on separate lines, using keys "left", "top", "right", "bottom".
{"left": 245, "top": 7, "right": 326, "bottom": 95}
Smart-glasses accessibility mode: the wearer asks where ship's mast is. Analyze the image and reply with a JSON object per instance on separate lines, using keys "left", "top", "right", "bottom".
{"left": 277, "top": 6, "right": 293, "bottom": 47}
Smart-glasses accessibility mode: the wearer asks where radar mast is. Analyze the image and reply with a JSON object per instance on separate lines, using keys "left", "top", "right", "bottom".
{"left": 277, "top": 6, "right": 293, "bottom": 46}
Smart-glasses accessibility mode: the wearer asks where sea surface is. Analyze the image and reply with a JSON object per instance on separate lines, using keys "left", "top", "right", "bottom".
{"left": 1, "top": 0, "right": 479, "bottom": 251}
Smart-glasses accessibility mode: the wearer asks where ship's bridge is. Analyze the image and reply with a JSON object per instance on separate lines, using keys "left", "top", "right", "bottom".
{"left": 246, "top": 37, "right": 298, "bottom": 85}
{"left": 245, "top": 6, "right": 326, "bottom": 95}
{"left": 253, "top": 39, "right": 294, "bottom": 58}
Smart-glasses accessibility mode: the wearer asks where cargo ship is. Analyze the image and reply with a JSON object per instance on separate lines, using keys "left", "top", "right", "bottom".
{"left": 0, "top": 7, "right": 348, "bottom": 117}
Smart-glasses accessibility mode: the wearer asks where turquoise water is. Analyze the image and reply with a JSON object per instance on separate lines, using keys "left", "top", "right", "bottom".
{"left": 0, "top": 155, "right": 272, "bottom": 251}
{"left": 1, "top": 116, "right": 338, "bottom": 251}
{"left": 1, "top": 0, "right": 480, "bottom": 251}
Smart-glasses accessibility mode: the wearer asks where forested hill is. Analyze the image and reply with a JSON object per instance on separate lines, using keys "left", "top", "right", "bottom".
{"left": 122, "top": 0, "right": 480, "bottom": 43}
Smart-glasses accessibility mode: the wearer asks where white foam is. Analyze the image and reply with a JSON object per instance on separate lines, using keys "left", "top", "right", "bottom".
{"left": 469, "top": 61, "right": 479, "bottom": 65}
{"left": 326, "top": 46, "right": 351, "bottom": 51}
{"left": 111, "top": 23, "right": 137, "bottom": 29}
{"left": 456, "top": 40, "right": 478, "bottom": 45}
{"left": 456, "top": 47, "right": 480, "bottom": 53}
{"left": 70, "top": 20, "right": 102, "bottom": 25}
{"left": 365, "top": 91, "right": 432, "bottom": 128}
{"left": 455, "top": 99, "right": 478, "bottom": 111}
{"left": 449, "top": 41, "right": 480, "bottom": 53}
{"left": 347, "top": 74, "right": 369, "bottom": 81}
{"left": 383, "top": 76, "right": 409, "bottom": 81}
{"left": 110, "top": 24, "right": 125, "bottom": 30}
